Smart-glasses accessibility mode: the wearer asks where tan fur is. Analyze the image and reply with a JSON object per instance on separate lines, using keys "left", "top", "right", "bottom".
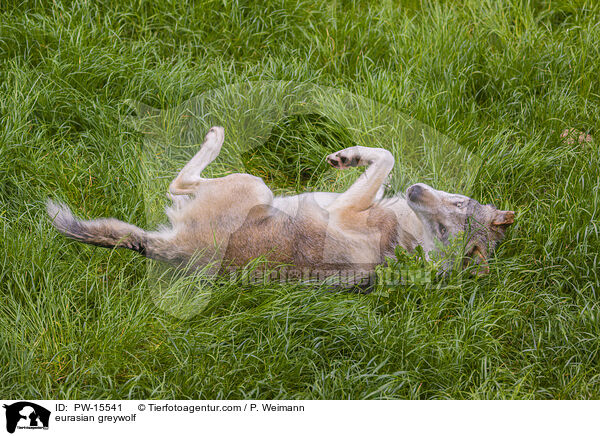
{"left": 47, "top": 126, "right": 514, "bottom": 284}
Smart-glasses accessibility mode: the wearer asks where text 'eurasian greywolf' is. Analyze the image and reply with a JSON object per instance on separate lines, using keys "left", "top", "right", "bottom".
{"left": 47, "top": 127, "right": 514, "bottom": 284}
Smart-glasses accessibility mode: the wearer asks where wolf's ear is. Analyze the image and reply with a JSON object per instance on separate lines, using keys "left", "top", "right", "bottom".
{"left": 492, "top": 210, "right": 515, "bottom": 226}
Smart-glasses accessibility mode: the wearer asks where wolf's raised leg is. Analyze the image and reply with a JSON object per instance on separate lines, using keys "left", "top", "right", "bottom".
{"left": 169, "top": 126, "right": 225, "bottom": 196}
{"left": 326, "top": 146, "right": 394, "bottom": 212}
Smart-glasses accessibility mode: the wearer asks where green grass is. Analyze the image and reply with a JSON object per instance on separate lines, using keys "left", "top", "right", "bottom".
{"left": 1, "top": 0, "right": 600, "bottom": 399}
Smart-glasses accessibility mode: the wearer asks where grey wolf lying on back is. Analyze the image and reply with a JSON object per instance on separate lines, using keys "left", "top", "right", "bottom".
{"left": 47, "top": 126, "right": 514, "bottom": 283}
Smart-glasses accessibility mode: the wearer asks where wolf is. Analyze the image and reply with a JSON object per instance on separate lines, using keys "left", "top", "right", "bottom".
{"left": 47, "top": 126, "right": 514, "bottom": 284}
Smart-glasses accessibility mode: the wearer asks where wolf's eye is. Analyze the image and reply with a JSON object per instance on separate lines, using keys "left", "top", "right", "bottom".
{"left": 455, "top": 201, "right": 464, "bottom": 208}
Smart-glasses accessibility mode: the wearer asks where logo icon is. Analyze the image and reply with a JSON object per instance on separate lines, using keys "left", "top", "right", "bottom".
{"left": 3, "top": 402, "right": 50, "bottom": 433}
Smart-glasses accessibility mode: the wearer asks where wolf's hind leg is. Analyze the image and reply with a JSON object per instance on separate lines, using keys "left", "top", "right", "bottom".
{"left": 169, "top": 126, "right": 225, "bottom": 196}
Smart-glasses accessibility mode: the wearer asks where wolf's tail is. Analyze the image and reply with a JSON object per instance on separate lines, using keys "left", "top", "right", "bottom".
{"left": 46, "top": 200, "right": 167, "bottom": 259}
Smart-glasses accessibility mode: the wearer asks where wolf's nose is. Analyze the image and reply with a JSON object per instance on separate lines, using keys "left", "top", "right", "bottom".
{"left": 407, "top": 184, "right": 424, "bottom": 202}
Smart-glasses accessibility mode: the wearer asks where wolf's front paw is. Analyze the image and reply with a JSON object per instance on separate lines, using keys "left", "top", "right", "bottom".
{"left": 326, "top": 147, "right": 363, "bottom": 169}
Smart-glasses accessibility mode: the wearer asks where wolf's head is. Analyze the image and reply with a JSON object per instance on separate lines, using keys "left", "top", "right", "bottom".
{"left": 406, "top": 183, "right": 514, "bottom": 273}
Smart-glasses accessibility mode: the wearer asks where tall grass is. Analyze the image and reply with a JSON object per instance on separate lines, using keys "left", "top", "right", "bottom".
{"left": 1, "top": 0, "right": 600, "bottom": 399}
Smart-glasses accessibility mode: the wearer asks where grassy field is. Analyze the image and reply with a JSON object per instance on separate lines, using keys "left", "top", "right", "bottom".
{"left": 1, "top": 0, "right": 600, "bottom": 399}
